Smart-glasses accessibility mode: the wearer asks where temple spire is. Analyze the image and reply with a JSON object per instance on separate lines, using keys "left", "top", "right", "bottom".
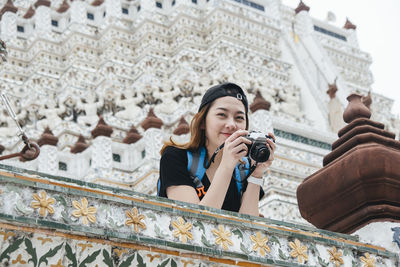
{"left": 343, "top": 17, "right": 357, "bottom": 30}
{"left": 295, "top": 0, "right": 310, "bottom": 14}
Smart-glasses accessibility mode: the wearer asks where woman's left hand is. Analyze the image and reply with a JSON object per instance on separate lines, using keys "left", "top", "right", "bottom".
{"left": 250, "top": 132, "right": 276, "bottom": 178}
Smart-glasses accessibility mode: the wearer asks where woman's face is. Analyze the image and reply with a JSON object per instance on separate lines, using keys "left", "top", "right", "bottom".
{"left": 204, "top": 96, "right": 247, "bottom": 150}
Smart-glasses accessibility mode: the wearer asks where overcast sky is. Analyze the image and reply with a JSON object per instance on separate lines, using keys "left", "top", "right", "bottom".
{"left": 281, "top": 0, "right": 400, "bottom": 117}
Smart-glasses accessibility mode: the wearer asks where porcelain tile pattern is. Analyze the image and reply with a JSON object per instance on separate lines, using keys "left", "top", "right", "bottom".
{"left": 0, "top": 164, "right": 397, "bottom": 266}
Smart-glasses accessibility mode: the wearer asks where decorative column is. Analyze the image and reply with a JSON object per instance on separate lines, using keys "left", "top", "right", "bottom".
{"left": 249, "top": 91, "right": 272, "bottom": 133}
{"left": 294, "top": 1, "right": 313, "bottom": 36}
{"left": 297, "top": 93, "right": 400, "bottom": 234}
{"left": 343, "top": 18, "right": 359, "bottom": 47}
{"left": 34, "top": 0, "right": 51, "bottom": 38}
{"left": 326, "top": 81, "right": 344, "bottom": 133}
{"left": 86, "top": 117, "right": 113, "bottom": 181}
{"left": 70, "top": 0, "right": 87, "bottom": 25}
{"left": 37, "top": 127, "right": 59, "bottom": 175}
{"left": 0, "top": 0, "right": 18, "bottom": 41}
{"left": 140, "top": 108, "right": 164, "bottom": 160}
{"left": 104, "top": 0, "right": 121, "bottom": 24}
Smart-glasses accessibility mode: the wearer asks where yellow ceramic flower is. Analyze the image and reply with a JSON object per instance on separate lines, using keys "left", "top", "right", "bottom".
{"left": 31, "top": 191, "right": 55, "bottom": 217}
{"left": 360, "top": 253, "right": 376, "bottom": 267}
{"left": 250, "top": 231, "right": 270, "bottom": 256}
{"left": 72, "top": 197, "right": 97, "bottom": 225}
{"left": 125, "top": 207, "right": 146, "bottom": 232}
{"left": 171, "top": 217, "right": 193, "bottom": 243}
{"left": 212, "top": 225, "right": 233, "bottom": 250}
{"left": 289, "top": 239, "right": 308, "bottom": 264}
{"left": 328, "top": 247, "right": 344, "bottom": 267}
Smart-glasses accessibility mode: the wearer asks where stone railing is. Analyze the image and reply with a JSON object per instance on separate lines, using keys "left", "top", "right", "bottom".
{"left": 0, "top": 164, "right": 398, "bottom": 266}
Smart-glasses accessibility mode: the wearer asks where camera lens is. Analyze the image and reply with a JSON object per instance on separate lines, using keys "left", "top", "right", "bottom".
{"left": 250, "top": 144, "right": 270, "bottom": 162}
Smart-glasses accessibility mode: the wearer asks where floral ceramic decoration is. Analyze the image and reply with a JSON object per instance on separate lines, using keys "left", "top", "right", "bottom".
{"left": 250, "top": 231, "right": 270, "bottom": 256}
{"left": 125, "top": 207, "right": 146, "bottom": 232}
{"left": 289, "top": 239, "right": 308, "bottom": 264}
{"left": 328, "top": 247, "right": 344, "bottom": 267}
{"left": 360, "top": 253, "right": 376, "bottom": 267}
{"left": 72, "top": 197, "right": 97, "bottom": 225}
{"left": 171, "top": 217, "right": 193, "bottom": 243}
{"left": 31, "top": 191, "right": 55, "bottom": 217}
{"left": 212, "top": 225, "right": 233, "bottom": 250}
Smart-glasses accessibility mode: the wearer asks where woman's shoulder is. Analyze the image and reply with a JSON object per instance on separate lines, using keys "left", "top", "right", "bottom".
{"left": 162, "top": 145, "right": 187, "bottom": 155}
{"left": 161, "top": 146, "right": 188, "bottom": 162}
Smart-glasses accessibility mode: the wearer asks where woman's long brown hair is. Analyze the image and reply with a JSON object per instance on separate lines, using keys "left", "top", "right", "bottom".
{"left": 160, "top": 100, "right": 249, "bottom": 155}
{"left": 160, "top": 104, "right": 211, "bottom": 155}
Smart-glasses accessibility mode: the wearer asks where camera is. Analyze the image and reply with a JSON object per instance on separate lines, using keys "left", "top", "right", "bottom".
{"left": 244, "top": 131, "right": 274, "bottom": 162}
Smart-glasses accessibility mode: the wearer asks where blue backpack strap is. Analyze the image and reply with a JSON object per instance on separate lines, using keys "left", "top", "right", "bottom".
{"left": 234, "top": 157, "right": 251, "bottom": 195}
{"left": 187, "top": 147, "right": 207, "bottom": 197}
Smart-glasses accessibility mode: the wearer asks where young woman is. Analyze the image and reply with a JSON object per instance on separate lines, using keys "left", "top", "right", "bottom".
{"left": 158, "top": 82, "right": 276, "bottom": 216}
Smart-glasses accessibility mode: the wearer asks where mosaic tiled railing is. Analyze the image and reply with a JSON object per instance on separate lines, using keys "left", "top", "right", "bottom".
{"left": 0, "top": 164, "right": 398, "bottom": 267}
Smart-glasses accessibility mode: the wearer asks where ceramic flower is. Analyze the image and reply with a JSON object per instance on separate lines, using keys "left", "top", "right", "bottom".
{"left": 360, "top": 253, "right": 376, "bottom": 267}
{"left": 328, "top": 247, "right": 344, "bottom": 267}
{"left": 72, "top": 197, "right": 97, "bottom": 225}
{"left": 289, "top": 239, "right": 308, "bottom": 264}
{"left": 171, "top": 217, "right": 193, "bottom": 243}
{"left": 212, "top": 225, "right": 233, "bottom": 250}
{"left": 31, "top": 191, "right": 55, "bottom": 217}
{"left": 250, "top": 231, "right": 270, "bottom": 256}
{"left": 125, "top": 207, "right": 146, "bottom": 232}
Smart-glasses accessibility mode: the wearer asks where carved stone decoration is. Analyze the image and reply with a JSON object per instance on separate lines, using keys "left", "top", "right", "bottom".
{"left": 141, "top": 108, "right": 163, "bottom": 130}
{"left": 23, "top": 5, "right": 35, "bottom": 19}
{"left": 38, "top": 127, "right": 58, "bottom": 147}
{"left": 326, "top": 81, "right": 344, "bottom": 133}
{"left": 173, "top": 116, "right": 190, "bottom": 136}
{"left": 326, "top": 82, "right": 338, "bottom": 99}
{"left": 91, "top": 116, "right": 113, "bottom": 139}
{"left": 342, "top": 94, "right": 371, "bottom": 123}
{"left": 57, "top": 0, "right": 70, "bottom": 13}
{"left": 34, "top": 0, "right": 51, "bottom": 8}
{"left": 123, "top": 126, "right": 142, "bottom": 144}
{"left": 297, "top": 94, "right": 400, "bottom": 233}
{"left": 0, "top": 0, "right": 18, "bottom": 20}
{"left": 71, "top": 135, "right": 89, "bottom": 154}
{"left": 250, "top": 91, "right": 271, "bottom": 113}
{"left": 295, "top": 1, "right": 310, "bottom": 14}
{"left": 91, "top": 0, "right": 105, "bottom": 7}
{"left": 343, "top": 18, "right": 357, "bottom": 30}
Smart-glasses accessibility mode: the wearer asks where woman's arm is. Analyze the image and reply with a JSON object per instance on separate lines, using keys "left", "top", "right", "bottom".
{"left": 238, "top": 182, "right": 261, "bottom": 216}
{"left": 239, "top": 133, "right": 276, "bottom": 216}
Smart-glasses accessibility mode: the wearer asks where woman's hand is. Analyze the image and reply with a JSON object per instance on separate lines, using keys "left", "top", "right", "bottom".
{"left": 251, "top": 132, "right": 276, "bottom": 178}
{"left": 220, "top": 130, "right": 252, "bottom": 169}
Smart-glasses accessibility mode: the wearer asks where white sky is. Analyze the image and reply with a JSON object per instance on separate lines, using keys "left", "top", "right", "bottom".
{"left": 281, "top": 0, "right": 400, "bottom": 116}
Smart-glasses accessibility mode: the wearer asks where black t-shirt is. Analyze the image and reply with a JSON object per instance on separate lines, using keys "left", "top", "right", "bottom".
{"left": 159, "top": 146, "right": 264, "bottom": 212}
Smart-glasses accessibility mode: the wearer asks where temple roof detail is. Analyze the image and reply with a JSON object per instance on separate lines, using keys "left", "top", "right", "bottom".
{"left": 295, "top": 0, "right": 310, "bottom": 14}
{"left": 0, "top": 0, "right": 17, "bottom": 20}
{"left": 344, "top": 18, "right": 357, "bottom": 30}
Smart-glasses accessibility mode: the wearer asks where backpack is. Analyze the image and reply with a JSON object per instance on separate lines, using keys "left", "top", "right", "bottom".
{"left": 157, "top": 147, "right": 251, "bottom": 197}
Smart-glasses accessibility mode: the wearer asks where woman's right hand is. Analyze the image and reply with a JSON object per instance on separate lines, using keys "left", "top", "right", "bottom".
{"left": 220, "top": 130, "right": 251, "bottom": 169}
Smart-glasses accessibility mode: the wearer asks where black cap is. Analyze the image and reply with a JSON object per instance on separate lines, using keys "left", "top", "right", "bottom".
{"left": 198, "top": 82, "right": 248, "bottom": 112}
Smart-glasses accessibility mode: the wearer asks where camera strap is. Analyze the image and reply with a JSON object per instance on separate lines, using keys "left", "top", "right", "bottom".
{"left": 205, "top": 143, "right": 225, "bottom": 168}
{"left": 206, "top": 143, "right": 257, "bottom": 178}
